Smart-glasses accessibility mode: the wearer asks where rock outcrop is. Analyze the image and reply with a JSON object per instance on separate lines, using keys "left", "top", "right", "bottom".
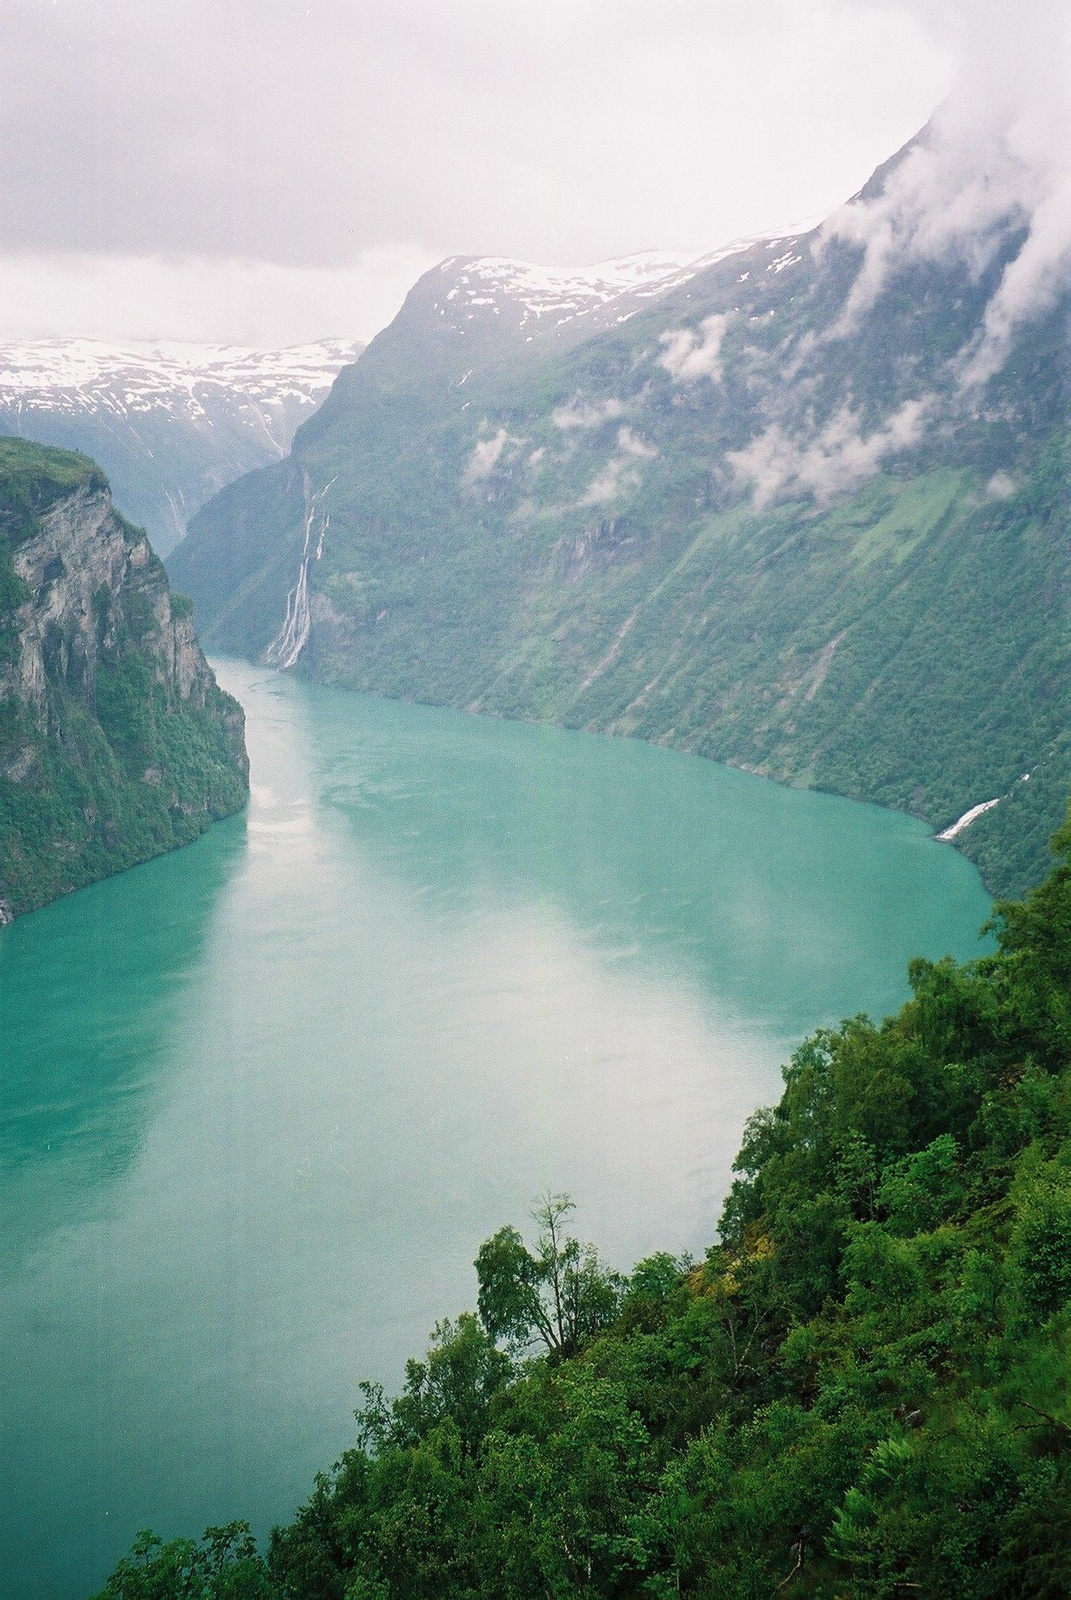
{"left": 0, "top": 438, "right": 248, "bottom": 919}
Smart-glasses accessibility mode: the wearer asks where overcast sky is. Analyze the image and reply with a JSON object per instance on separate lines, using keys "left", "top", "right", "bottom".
{"left": 0, "top": 1, "right": 964, "bottom": 344}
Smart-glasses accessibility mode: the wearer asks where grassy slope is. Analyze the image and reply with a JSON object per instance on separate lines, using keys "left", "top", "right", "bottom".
{"left": 296, "top": 426, "right": 1067, "bottom": 900}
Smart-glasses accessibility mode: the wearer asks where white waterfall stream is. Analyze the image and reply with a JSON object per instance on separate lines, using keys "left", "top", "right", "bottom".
{"left": 265, "top": 473, "right": 336, "bottom": 669}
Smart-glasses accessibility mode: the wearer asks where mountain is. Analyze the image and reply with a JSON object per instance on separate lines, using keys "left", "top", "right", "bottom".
{"left": 0, "top": 438, "right": 248, "bottom": 921}
{"left": 0, "top": 337, "right": 363, "bottom": 555}
{"left": 171, "top": 137, "right": 1070, "bottom": 899}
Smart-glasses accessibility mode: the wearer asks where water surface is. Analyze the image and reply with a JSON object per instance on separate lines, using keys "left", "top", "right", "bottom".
{"left": 0, "top": 661, "right": 991, "bottom": 1597}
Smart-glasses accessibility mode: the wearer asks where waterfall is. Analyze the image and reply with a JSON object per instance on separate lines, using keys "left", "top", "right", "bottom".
{"left": 265, "top": 472, "right": 336, "bottom": 670}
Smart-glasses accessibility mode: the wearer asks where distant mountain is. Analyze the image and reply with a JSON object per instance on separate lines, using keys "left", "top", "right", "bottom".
{"left": 404, "top": 247, "right": 773, "bottom": 348}
{"left": 0, "top": 439, "right": 247, "bottom": 920}
{"left": 0, "top": 337, "right": 363, "bottom": 554}
{"left": 171, "top": 133, "right": 1069, "bottom": 898}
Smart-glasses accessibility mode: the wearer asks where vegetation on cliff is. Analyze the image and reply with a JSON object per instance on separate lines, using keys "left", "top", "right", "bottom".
{"left": 94, "top": 811, "right": 1071, "bottom": 1598}
{"left": 0, "top": 438, "right": 247, "bottom": 919}
{"left": 171, "top": 219, "right": 1069, "bottom": 902}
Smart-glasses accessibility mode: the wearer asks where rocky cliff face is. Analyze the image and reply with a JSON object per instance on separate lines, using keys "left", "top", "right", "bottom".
{"left": 0, "top": 438, "right": 248, "bottom": 920}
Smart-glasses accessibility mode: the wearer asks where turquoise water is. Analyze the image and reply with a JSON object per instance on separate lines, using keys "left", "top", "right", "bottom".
{"left": 0, "top": 661, "right": 992, "bottom": 1597}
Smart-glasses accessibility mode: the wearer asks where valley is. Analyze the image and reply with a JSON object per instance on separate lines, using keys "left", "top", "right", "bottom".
{"left": 0, "top": 658, "right": 992, "bottom": 1599}
{"left": 170, "top": 141, "right": 1069, "bottom": 901}
{"left": 0, "top": 26, "right": 1066, "bottom": 1591}
{"left": 0, "top": 337, "right": 363, "bottom": 554}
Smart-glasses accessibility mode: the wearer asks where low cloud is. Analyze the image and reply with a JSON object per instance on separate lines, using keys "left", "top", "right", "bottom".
{"left": 728, "top": 398, "right": 929, "bottom": 509}
{"left": 579, "top": 456, "right": 642, "bottom": 506}
{"left": 552, "top": 395, "right": 625, "bottom": 429}
{"left": 826, "top": 0, "right": 1071, "bottom": 383}
{"left": 985, "top": 470, "right": 1016, "bottom": 500}
{"left": 464, "top": 425, "right": 521, "bottom": 484}
{"left": 616, "top": 426, "right": 657, "bottom": 459}
{"left": 575, "top": 426, "right": 658, "bottom": 504}
{"left": 658, "top": 314, "right": 729, "bottom": 383}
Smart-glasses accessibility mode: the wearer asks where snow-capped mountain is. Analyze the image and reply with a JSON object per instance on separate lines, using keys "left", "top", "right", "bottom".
{"left": 0, "top": 337, "right": 363, "bottom": 553}
{"left": 172, "top": 128, "right": 1070, "bottom": 898}
{"left": 414, "top": 240, "right": 804, "bottom": 354}
{"left": 431, "top": 251, "right": 699, "bottom": 338}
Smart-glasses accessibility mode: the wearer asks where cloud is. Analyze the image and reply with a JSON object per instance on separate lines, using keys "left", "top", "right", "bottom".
{"left": 985, "top": 470, "right": 1016, "bottom": 500}
{"left": 575, "top": 428, "right": 657, "bottom": 503}
{"left": 579, "top": 457, "right": 642, "bottom": 506}
{"left": 464, "top": 426, "right": 521, "bottom": 484}
{"left": 658, "top": 314, "right": 730, "bottom": 383}
{"left": 826, "top": 0, "right": 1071, "bottom": 381}
{"left": 552, "top": 396, "right": 625, "bottom": 429}
{"left": 616, "top": 426, "right": 658, "bottom": 459}
{"left": 961, "top": 174, "right": 1071, "bottom": 384}
{"left": 0, "top": 0, "right": 948, "bottom": 339}
{"left": 0, "top": 247, "right": 437, "bottom": 345}
{"left": 728, "top": 398, "right": 930, "bottom": 509}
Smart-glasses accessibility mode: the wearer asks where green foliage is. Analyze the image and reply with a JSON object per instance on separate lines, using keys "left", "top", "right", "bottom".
{"left": 89, "top": 1523, "right": 271, "bottom": 1600}
{"left": 101, "top": 812, "right": 1071, "bottom": 1597}
{"left": 0, "top": 441, "right": 247, "bottom": 917}
{"left": 475, "top": 1193, "right": 623, "bottom": 1358}
{"left": 0, "top": 436, "right": 106, "bottom": 541}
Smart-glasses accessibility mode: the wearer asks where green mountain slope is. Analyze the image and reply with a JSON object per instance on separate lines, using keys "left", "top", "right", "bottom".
{"left": 0, "top": 438, "right": 248, "bottom": 920}
{"left": 171, "top": 139, "right": 1069, "bottom": 898}
{"left": 95, "top": 813, "right": 1071, "bottom": 1599}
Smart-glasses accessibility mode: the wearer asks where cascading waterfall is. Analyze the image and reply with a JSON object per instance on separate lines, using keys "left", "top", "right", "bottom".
{"left": 265, "top": 472, "right": 336, "bottom": 669}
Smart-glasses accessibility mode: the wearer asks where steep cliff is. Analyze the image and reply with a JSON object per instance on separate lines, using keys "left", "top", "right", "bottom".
{"left": 0, "top": 438, "right": 248, "bottom": 920}
{"left": 173, "top": 133, "right": 1069, "bottom": 899}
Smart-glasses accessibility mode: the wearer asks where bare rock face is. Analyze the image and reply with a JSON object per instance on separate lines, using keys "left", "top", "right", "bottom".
{"left": 5, "top": 485, "right": 219, "bottom": 724}
{"left": 0, "top": 439, "right": 248, "bottom": 919}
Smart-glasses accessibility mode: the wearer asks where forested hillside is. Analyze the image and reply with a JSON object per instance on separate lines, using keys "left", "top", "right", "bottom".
{"left": 0, "top": 438, "right": 248, "bottom": 919}
{"left": 95, "top": 812, "right": 1071, "bottom": 1598}
{"left": 170, "top": 132, "right": 1070, "bottom": 900}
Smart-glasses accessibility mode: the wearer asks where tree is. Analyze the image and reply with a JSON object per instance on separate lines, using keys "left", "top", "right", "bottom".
{"left": 475, "top": 1193, "right": 621, "bottom": 1360}
{"left": 90, "top": 1523, "right": 271, "bottom": 1600}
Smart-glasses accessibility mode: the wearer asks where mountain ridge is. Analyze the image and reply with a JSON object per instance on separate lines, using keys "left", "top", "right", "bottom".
{"left": 170, "top": 129, "right": 1070, "bottom": 899}
{"left": 0, "top": 336, "right": 363, "bottom": 554}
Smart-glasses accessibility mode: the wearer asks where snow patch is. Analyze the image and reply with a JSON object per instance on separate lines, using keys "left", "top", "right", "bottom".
{"left": 0, "top": 337, "right": 362, "bottom": 423}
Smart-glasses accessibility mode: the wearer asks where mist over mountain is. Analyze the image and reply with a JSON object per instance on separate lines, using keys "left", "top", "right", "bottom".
{"left": 170, "top": 116, "right": 1069, "bottom": 900}
{"left": 0, "top": 338, "right": 363, "bottom": 555}
{"left": 4, "top": 6, "right": 1071, "bottom": 1595}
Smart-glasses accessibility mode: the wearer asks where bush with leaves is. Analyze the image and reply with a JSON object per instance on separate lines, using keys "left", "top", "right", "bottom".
{"left": 97, "top": 809, "right": 1071, "bottom": 1598}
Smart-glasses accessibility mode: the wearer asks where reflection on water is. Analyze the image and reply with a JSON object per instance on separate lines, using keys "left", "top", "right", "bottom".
{"left": 0, "top": 813, "right": 247, "bottom": 1267}
{"left": 0, "top": 661, "right": 992, "bottom": 1598}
